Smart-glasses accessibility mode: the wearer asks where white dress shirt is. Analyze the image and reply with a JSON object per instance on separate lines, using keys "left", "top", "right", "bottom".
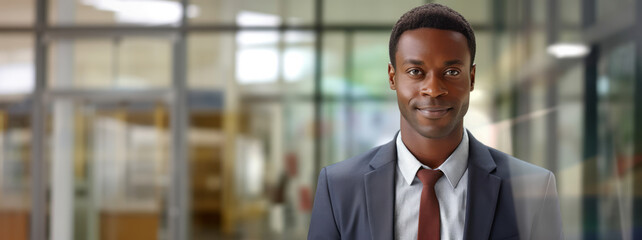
{"left": 394, "top": 130, "right": 469, "bottom": 240}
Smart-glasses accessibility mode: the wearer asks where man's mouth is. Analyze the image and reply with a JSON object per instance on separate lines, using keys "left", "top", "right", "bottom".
{"left": 416, "top": 106, "right": 452, "bottom": 119}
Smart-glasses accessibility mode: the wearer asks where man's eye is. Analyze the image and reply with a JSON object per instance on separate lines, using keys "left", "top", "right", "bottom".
{"left": 408, "top": 69, "right": 422, "bottom": 76}
{"left": 445, "top": 69, "right": 460, "bottom": 76}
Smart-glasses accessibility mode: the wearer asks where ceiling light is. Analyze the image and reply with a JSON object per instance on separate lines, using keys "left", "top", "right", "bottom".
{"left": 547, "top": 43, "right": 590, "bottom": 58}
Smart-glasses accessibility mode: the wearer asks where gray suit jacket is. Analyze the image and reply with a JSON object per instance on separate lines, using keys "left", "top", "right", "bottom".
{"left": 308, "top": 131, "right": 562, "bottom": 240}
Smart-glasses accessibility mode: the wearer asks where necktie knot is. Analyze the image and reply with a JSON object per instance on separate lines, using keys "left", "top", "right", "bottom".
{"left": 417, "top": 168, "right": 443, "bottom": 187}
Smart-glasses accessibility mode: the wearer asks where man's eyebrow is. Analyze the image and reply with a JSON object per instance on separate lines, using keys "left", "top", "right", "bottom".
{"left": 403, "top": 59, "right": 424, "bottom": 65}
{"left": 444, "top": 59, "right": 464, "bottom": 66}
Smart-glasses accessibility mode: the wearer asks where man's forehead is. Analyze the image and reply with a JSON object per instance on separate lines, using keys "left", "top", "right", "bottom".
{"left": 395, "top": 28, "right": 471, "bottom": 63}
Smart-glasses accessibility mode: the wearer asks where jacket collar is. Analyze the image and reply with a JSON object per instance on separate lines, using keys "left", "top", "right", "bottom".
{"left": 364, "top": 132, "right": 398, "bottom": 240}
{"left": 368, "top": 132, "right": 398, "bottom": 169}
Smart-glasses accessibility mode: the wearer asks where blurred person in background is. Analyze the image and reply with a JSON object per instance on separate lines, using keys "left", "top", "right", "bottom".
{"left": 269, "top": 152, "right": 313, "bottom": 237}
{"left": 308, "top": 3, "right": 563, "bottom": 240}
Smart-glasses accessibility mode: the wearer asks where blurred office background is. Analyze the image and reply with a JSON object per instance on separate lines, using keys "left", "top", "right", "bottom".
{"left": 0, "top": 0, "right": 640, "bottom": 239}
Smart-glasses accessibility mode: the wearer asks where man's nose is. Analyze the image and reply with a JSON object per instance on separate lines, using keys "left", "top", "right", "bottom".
{"left": 419, "top": 72, "right": 448, "bottom": 98}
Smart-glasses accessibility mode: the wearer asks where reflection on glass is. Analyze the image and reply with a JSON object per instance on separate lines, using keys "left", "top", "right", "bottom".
{"left": 0, "top": 35, "right": 34, "bottom": 95}
{"left": 235, "top": 30, "right": 315, "bottom": 95}
{"left": 324, "top": 0, "right": 488, "bottom": 25}
{"left": 350, "top": 102, "right": 399, "bottom": 154}
{"left": 324, "top": 0, "right": 423, "bottom": 24}
{"left": 47, "top": 100, "right": 169, "bottom": 240}
{"left": 283, "top": 48, "right": 310, "bottom": 82}
{"left": 282, "top": 32, "right": 315, "bottom": 95}
{"left": 235, "top": 28, "right": 280, "bottom": 87}
{"left": 49, "top": 0, "right": 192, "bottom": 26}
{"left": 48, "top": 38, "right": 172, "bottom": 89}
{"left": 189, "top": 0, "right": 313, "bottom": 25}
{"left": 0, "top": 100, "right": 31, "bottom": 240}
{"left": 322, "top": 101, "right": 399, "bottom": 166}
{"left": 555, "top": 64, "right": 584, "bottom": 240}
{"left": 321, "top": 33, "right": 347, "bottom": 97}
{"left": 434, "top": 0, "right": 490, "bottom": 25}
{"left": 236, "top": 47, "right": 279, "bottom": 84}
{"left": 320, "top": 102, "right": 349, "bottom": 168}
{"left": 595, "top": 42, "right": 636, "bottom": 239}
{"left": 237, "top": 10, "right": 281, "bottom": 26}
{"left": 187, "top": 33, "right": 235, "bottom": 90}
{"left": 352, "top": 33, "right": 395, "bottom": 98}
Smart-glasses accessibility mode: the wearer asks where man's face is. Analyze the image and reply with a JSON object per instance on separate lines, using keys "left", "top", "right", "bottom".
{"left": 388, "top": 28, "right": 475, "bottom": 139}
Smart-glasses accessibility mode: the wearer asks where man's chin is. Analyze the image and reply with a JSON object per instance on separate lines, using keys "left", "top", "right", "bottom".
{"left": 415, "top": 125, "right": 454, "bottom": 139}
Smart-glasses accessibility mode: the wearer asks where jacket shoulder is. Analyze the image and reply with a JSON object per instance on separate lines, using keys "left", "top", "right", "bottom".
{"left": 485, "top": 147, "right": 562, "bottom": 239}
{"left": 486, "top": 147, "right": 557, "bottom": 206}
{"left": 488, "top": 147, "right": 553, "bottom": 178}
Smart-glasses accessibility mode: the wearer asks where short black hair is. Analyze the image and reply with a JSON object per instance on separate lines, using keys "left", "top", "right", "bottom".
{"left": 389, "top": 3, "right": 476, "bottom": 68}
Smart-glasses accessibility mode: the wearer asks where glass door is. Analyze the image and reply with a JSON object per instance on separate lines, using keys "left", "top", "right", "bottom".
{"left": 46, "top": 97, "right": 173, "bottom": 240}
{"left": 45, "top": 34, "right": 177, "bottom": 240}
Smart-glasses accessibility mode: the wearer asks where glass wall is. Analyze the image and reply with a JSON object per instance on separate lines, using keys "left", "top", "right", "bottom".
{"left": 46, "top": 99, "right": 171, "bottom": 240}
{"left": 48, "top": 37, "right": 173, "bottom": 89}
{"left": 0, "top": 0, "right": 641, "bottom": 239}
{"left": 594, "top": 41, "right": 636, "bottom": 239}
{"left": 0, "top": 99, "right": 31, "bottom": 240}
{"left": 0, "top": 33, "right": 33, "bottom": 240}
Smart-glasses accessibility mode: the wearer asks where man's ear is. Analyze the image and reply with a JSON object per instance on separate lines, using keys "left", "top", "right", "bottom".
{"left": 388, "top": 63, "right": 396, "bottom": 90}
{"left": 470, "top": 63, "right": 476, "bottom": 91}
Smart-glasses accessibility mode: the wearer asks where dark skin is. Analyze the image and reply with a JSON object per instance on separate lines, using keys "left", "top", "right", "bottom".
{"left": 388, "top": 28, "right": 476, "bottom": 169}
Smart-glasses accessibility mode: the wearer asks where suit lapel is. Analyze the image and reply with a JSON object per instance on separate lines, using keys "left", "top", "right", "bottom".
{"left": 463, "top": 132, "right": 502, "bottom": 240}
{"left": 364, "top": 136, "right": 397, "bottom": 240}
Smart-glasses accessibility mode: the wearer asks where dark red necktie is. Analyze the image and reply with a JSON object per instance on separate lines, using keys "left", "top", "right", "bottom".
{"left": 417, "top": 168, "right": 443, "bottom": 240}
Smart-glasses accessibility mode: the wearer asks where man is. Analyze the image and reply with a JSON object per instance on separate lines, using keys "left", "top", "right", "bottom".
{"left": 308, "top": 3, "right": 562, "bottom": 240}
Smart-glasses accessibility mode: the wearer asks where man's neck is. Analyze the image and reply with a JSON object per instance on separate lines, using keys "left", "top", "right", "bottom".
{"left": 400, "top": 124, "right": 464, "bottom": 169}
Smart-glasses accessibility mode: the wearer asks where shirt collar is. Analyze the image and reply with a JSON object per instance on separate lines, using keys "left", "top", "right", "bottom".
{"left": 396, "top": 129, "right": 469, "bottom": 188}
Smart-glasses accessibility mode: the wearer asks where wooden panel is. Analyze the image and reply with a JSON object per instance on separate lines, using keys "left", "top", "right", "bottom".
{"left": 100, "top": 212, "right": 158, "bottom": 240}
{"left": 0, "top": 210, "right": 28, "bottom": 240}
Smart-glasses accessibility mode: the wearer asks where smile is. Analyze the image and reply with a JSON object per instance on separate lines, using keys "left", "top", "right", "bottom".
{"left": 416, "top": 107, "right": 452, "bottom": 119}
